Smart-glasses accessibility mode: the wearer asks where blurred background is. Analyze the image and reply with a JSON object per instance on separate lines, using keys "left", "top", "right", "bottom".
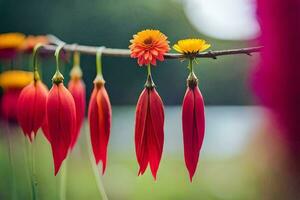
{"left": 1, "top": 0, "right": 295, "bottom": 199}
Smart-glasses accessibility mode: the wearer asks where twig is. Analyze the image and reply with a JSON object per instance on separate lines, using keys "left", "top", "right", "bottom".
{"left": 45, "top": 34, "right": 262, "bottom": 59}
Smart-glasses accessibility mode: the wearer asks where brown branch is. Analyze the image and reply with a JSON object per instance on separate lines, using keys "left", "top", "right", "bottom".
{"left": 45, "top": 34, "right": 262, "bottom": 59}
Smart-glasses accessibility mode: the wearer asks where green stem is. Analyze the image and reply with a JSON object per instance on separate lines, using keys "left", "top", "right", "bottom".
{"left": 32, "top": 44, "right": 43, "bottom": 82}
{"left": 25, "top": 138, "right": 38, "bottom": 200}
{"left": 85, "top": 128, "right": 108, "bottom": 200}
{"left": 31, "top": 140, "right": 38, "bottom": 200}
{"left": 59, "top": 159, "right": 68, "bottom": 200}
{"left": 73, "top": 51, "right": 80, "bottom": 67}
{"left": 96, "top": 47, "right": 104, "bottom": 76}
{"left": 188, "top": 58, "right": 193, "bottom": 73}
{"left": 147, "top": 63, "right": 151, "bottom": 76}
{"left": 6, "top": 131, "right": 17, "bottom": 200}
{"left": 52, "top": 44, "right": 65, "bottom": 84}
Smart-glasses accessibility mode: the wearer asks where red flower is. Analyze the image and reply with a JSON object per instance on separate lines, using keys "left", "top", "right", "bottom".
{"left": 47, "top": 82, "right": 76, "bottom": 175}
{"left": 0, "top": 70, "right": 33, "bottom": 122}
{"left": 68, "top": 78, "right": 86, "bottom": 149}
{"left": 88, "top": 79, "right": 111, "bottom": 174}
{"left": 253, "top": 0, "right": 300, "bottom": 153}
{"left": 17, "top": 81, "right": 48, "bottom": 141}
{"left": 182, "top": 78, "right": 205, "bottom": 181}
{"left": 135, "top": 85, "right": 164, "bottom": 180}
{"left": 1, "top": 89, "right": 21, "bottom": 122}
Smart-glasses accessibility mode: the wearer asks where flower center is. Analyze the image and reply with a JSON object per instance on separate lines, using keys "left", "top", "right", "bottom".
{"left": 143, "top": 37, "right": 153, "bottom": 45}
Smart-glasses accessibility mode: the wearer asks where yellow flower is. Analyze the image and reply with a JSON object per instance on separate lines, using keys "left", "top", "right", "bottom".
{"left": 173, "top": 39, "right": 211, "bottom": 54}
{"left": 0, "top": 70, "right": 33, "bottom": 89}
{"left": 0, "top": 33, "right": 26, "bottom": 50}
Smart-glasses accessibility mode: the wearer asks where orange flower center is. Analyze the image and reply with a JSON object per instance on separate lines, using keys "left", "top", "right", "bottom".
{"left": 143, "top": 37, "right": 153, "bottom": 45}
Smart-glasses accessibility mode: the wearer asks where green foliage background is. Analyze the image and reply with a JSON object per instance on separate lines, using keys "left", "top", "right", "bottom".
{"left": 0, "top": 0, "right": 259, "bottom": 105}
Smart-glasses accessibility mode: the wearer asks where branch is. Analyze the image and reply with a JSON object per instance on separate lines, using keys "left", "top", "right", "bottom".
{"left": 45, "top": 34, "right": 262, "bottom": 59}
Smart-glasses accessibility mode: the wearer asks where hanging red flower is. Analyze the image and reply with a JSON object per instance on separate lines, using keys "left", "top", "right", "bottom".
{"left": 17, "top": 81, "right": 48, "bottom": 141}
{"left": 173, "top": 39, "right": 210, "bottom": 181}
{"left": 68, "top": 52, "right": 86, "bottom": 149}
{"left": 47, "top": 81, "right": 76, "bottom": 175}
{"left": 88, "top": 47, "right": 112, "bottom": 174}
{"left": 182, "top": 83, "right": 205, "bottom": 181}
{"left": 88, "top": 77, "right": 111, "bottom": 174}
{"left": 130, "top": 29, "right": 168, "bottom": 180}
{"left": 135, "top": 81, "right": 164, "bottom": 180}
{"left": 47, "top": 46, "right": 76, "bottom": 175}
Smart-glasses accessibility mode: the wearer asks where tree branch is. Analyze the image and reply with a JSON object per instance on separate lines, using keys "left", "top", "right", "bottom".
{"left": 45, "top": 34, "right": 262, "bottom": 59}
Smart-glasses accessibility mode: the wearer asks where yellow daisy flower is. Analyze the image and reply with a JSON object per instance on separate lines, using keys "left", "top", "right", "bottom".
{"left": 0, "top": 70, "right": 33, "bottom": 89}
{"left": 0, "top": 33, "right": 26, "bottom": 50}
{"left": 173, "top": 39, "right": 211, "bottom": 54}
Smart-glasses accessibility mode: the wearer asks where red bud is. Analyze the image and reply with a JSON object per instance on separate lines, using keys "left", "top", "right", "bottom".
{"left": 17, "top": 81, "right": 48, "bottom": 141}
{"left": 135, "top": 88, "right": 164, "bottom": 180}
{"left": 88, "top": 84, "right": 111, "bottom": 174}
{"left": 68, "top": 79, "right": 86, "bottom": 149}
{"left": 182, "top": 86, "right": 205, "bottom": 181}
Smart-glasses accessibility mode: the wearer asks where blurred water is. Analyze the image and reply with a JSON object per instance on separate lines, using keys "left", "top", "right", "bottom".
{"left": 110, "top": 106, "right": 263, "bottom": 158}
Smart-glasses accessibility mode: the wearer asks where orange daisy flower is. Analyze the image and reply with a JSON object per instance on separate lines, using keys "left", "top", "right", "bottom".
{"left": 129, "top": 29, "right": 170, "bottom": 66}
{"left": 20, "top": 35, "right": 49, "bottom": 52}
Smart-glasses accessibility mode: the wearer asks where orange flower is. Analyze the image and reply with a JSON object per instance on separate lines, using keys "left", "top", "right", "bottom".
{"left": 0, "top": 33, "right": 25, "bottom": 50}
{"left": 129, "top": 29, "right": 170, "bottom": 66}
{"left": 0, "top": 33, "right": 26, "bottom": 59}
{"left": 20, "top": 35, "right": 49, "bottom": 52}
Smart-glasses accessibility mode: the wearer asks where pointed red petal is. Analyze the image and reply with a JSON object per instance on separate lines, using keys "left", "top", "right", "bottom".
{"left": 135, "top": 89, "right": 149, "bottom": 176}
{"left": 17, "top": 84, "right": 35, "bottom": 138}
{"left": 182, "top": 86, "right": 205, "bottom": 181}
{"left": 88, "top": 87, "right": 99, "bottom": 163}
{"left": 148, "top": 89, "right": 164, "bottom": 179}
{"left": 47, "top": 83, "right": 76, "bottom": 175}
{"left": 68, "top": 79, "right": 86, "bottom": 150}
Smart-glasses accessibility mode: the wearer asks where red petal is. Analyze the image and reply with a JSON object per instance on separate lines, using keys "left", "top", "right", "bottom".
{"left": 68, "top": 79, "right": 86, "bottom": 150}
{"left": 88, "top": 85, "right": 111, "bottom": 174}
{"left": 47, "top": 83, "right": 76, "bottom": 175}
{"left": 148, "top": 89, "right": 164, "bottom": 179}
{"left": 182, "top": 86, "right": 205, "bottom": 181}
{"left": 135, "top": 89, "right": 149, "bottom": 175}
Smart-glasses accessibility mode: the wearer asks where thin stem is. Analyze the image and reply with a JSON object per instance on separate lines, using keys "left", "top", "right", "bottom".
{"left": 25, "top": 137, "right": 38, "bottom": 200}
{"left": 31, "top": 140, "right": 38, "bottom": 200}
{"left": 85, "top": 128, "right": 108, "bottom": 200}
{"left": 32, "top": 44, "right": 43, "bottom": 82}
{"left": 73, "top": 51, "right": 80, "bottom": 66}
{"left": 147, "top": 63, "right": 151, "bottom": 76}
{"left": 52, "top": 44, "right": 65, "bottom": 84}
{"left": 24, "top": 137, "right": 32, "bottom": 200}
{"left": 59, "top": 160, "right": 68, "bottom": 200}
{"left": 6, "top": 129, "right": 17, "bottom": 200}
{"left": 96, "top": 47, "right": 105, "bottom": 76}
{"left": 188, "top": 58, "right": 193, "bottom": 73}
{"left": 54, "top": 44, "right": 65, "bottom": 73}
